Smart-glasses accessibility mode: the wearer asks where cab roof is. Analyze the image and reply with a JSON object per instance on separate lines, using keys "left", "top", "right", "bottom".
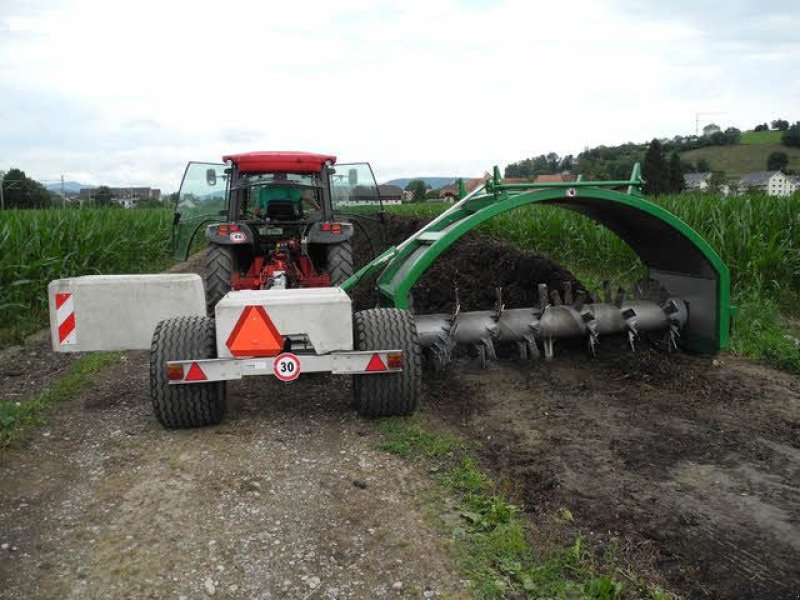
{"left": 222, "top": 151, "right": 337, "bottom": 174}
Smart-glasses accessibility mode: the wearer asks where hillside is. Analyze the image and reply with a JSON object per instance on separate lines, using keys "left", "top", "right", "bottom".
{"left": 681, "top": 143, "right": 800, "bottom": 178}
{"left": 44, "top": 181, "right": 94, "bottom": 193}
{"left": 384, "top": 177, "right": 458, "bottom": 189}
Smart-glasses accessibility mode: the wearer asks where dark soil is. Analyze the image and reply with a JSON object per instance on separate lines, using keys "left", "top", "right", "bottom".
{"left": 423, "top": 348, "right": 800, "bottom": 600}
{"left": 351, "top": 214, "right": 584, "bottom": 312}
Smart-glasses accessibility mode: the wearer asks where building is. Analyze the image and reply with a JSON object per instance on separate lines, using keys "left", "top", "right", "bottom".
{"left": 683, "top": 172, "right": 712, "bottom": 192}
{"left": 79, "top": 186, "right": 162, "bottom": 208}
{"left": 737, "top": 171, "right": 794, "bottom": 197}
{"left": 533, "top": 173, "right": 574, "bottom": 184}
{"left": 377, "top": 184, "right": 403, "bottom": 205}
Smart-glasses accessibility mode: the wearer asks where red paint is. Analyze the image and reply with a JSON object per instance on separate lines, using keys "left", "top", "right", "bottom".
{"left": 58, "top": 312, "right": 76, "bottom": 343}
{"left": 55, "top": 292, "right": 71, "bottom": 309}
{"left": 222, "top": 151, "right": 336, "bottom": 174}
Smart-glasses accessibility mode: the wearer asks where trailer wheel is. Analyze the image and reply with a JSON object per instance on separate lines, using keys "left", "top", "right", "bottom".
{"left": 149, "top": 316, "right": 227, "bottom": 429}
{"left": 353, "top": 309, "right": 421, "bottom": 417}
{"left": 204, "top": 243, "right": 235, "bottom": 315}
{"left": 327, "top": 240, "right": 354, "bottom": 286}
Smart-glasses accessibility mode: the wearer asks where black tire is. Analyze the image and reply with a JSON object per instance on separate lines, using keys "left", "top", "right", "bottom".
{"left": 352, "top": 309, "right": 421, "bottom": 417}
{"left": 327, "top": 241, "right": 354, "bottom": 286}
{"left": 204, "top": 244, "right": 235, "bottom": 315}
{"left": 149, "top": 316, "right": 227, "bottom": 429}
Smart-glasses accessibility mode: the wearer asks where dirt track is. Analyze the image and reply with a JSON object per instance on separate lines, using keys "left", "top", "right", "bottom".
{"left": 1, "top": 231, "right": 799, "bottom": 599}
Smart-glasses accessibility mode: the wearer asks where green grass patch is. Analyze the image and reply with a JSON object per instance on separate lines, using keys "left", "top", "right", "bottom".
{"left": 0, "top": 352, "right": 120, "bottom": 447}
{"left": 378, "top": 415, "right": 463, "bottom": 457}
{"left": 680, "top": 143, "right": 800, "bottom": 177}
{"left": 740, "top": 130, "right": 783, "bottom": 145}
{"left": 378, "top": 418, "right": 674, "bottom": 599}
{"left": 0, "top": 208, "right": 175, "bottom": 346}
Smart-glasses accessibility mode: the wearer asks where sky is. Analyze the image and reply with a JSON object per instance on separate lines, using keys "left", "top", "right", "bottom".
{"left": 1, "top": 0, "right": 798, "bottom": 192}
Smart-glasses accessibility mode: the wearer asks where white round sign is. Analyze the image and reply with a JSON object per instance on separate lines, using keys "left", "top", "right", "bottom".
{"left": 273, "top": 353, "right": 301, "bottom": 381}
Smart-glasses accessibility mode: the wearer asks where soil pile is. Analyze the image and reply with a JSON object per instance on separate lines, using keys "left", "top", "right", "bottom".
{"left": 350, "top": 214, "right": 584, "bottom": 312}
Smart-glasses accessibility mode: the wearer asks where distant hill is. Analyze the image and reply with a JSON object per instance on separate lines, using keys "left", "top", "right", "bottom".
{"left": 681, "top": 143, "right": 800, "bottom": 178}
{"left": 44, "top": 181, "right": 95, "bottom": 193}
{"left": 384, "top": 177, "right": 459, "bottom": 190}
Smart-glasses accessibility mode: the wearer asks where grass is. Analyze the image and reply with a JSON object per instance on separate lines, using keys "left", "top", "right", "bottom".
{"left": 0, "top": 208, "right": 174, "bottom": 345}
{"left": 680, "top": 144, "right": 800, "bottom": 177}
{"left": 378, "top": 417, "right": 675, "bottom": 599}
{"left": 0, "top": 352, "right": 120, "bottom": 447}
{"left": 740, "top": 130, "right": 783, "bottom": 145}
{"left": 385, "top": 193, "right": 800, "bottom": 373}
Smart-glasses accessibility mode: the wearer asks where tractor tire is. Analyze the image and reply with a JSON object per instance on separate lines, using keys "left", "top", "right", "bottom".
{"left": 327, "top": 241, "right": 354, "bottom": 286}
{"left": 149, "top": 315, "right": 227, "bottom": 429}
{"left": 204, "top": 243, "right": 235, "bottom": 315}
{"left": 352, "top": 309, "right": 421, "bottom": 417}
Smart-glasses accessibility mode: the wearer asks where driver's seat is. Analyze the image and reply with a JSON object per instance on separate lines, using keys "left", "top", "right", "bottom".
{"left": 267, "top": 199, "right": 302, "bottom": 221}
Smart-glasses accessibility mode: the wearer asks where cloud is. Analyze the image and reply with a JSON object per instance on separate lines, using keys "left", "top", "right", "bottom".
{"left": 0, "top": 0, "right": 798, "bottom": 190}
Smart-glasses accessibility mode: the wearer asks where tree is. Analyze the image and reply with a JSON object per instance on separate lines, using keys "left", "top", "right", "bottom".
{"left": 754, "top": 123, "right": 769, "bottom": 132}
{"left": 696, "top": 158, "right": 712, "bottom": 172}
{"left": 723, "top": 127, "right": 741, "bottom": 145}
{"left": 667, "top": 152, "right": 685, "bottom": 193}
{"left": 94, "top": 185, "right": 114, "bottom": 206}
{"left": 771, "top": 119, "right": 790, "bottom": 131}
{"left": 404, "top": 179, "right": 428, "bottom": 203}
{"left": 708, "top": 171, "right": 728, "bottom": 194}
{"left": 781, "top": 123, "right": 800, "bottom": 149}
{"left": 642, "top": 139, "right": 668, "bottom": 195}
{"left": 1, "top": 168, "right": 53, "bottom": 209}
{"left": 767, "top": 151, "right": 789, "bottom": 171}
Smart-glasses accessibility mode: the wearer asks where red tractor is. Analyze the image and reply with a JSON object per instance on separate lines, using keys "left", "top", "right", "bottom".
{"left": 171, "top": 151, "right": 383, "bottom": 312}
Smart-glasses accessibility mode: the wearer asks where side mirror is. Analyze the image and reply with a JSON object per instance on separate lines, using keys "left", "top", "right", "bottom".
{"left": 206, "top": 169, "right": 217, "bottom": 186}
{"left": 348, "top": 168, "right": 358, "bottom": 186}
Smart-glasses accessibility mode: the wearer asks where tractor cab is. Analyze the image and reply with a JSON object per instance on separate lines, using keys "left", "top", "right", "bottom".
{"left": 171, "top": 151, "right": 384, "bottom": 313}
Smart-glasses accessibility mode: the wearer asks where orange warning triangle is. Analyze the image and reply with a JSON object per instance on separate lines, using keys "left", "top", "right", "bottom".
{"left": 185, "top": 362, "right": 207, "bottom": 381}
{"left": 226, "top": 305, "right": 284, "bottom": 357}
{"left": 365, "top": 353, "right": 387, "bottom": 372}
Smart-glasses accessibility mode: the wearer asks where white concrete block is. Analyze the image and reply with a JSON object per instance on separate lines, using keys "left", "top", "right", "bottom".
{"left": 215, "top": 288, "right": 353, "bottom": 357}
{"left": 48, "top": 274, "right": 206, "bottom": 352}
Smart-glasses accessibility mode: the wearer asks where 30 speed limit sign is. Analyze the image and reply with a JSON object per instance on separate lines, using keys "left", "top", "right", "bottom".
{"left": 273, "top": 353, "right": 301, "bottom": 382}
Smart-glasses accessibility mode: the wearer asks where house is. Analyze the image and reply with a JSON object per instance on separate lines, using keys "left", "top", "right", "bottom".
{"left": 683, "top": 172, "right": 712, "bottom": 191}
{"left": 377, "top": 184, "right": 403, "bottom": 205}
{"left": 703, "top": 123, "right": 721, "bottom": 136}
{"left": 79, "top": 186, "right": 161, "bottom": 208}
{"left": 533, "top": 173, "right": 574, "bottom": 184}
{"left": 787, "top": 175, "right": 800, "bottom": 195}
{"left": 438, "top": 184, "right": 459, "bottom": 201}
{"left": 737, "top": 171, "right": 794, "bottom": 197}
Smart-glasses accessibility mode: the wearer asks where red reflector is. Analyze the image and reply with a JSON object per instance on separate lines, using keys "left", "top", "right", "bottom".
{"left": 365, "top": 353, "right": 387, "bottom": 372}
{"left": 229, "top": 224, "right": 239, "bottom": 232}
{"left": 387, "top": 352, "right": 403, "bottom": 370}
{"left": 332, "top": 224, "right": 342, "bottom": 233}
{"left": 218, "top": 225, "right": 229, "bottom": 234}
{"left": 185, "top": 362, "right": 207, "bottom": 381}
{"left": 166, "top": 364, "right": 184, "bottom": 381}
{"left": 321, "top": 223, "right": 331, "bottom": 231}
{"left": 226, "top": 305, "right": 285, "bottom": 357}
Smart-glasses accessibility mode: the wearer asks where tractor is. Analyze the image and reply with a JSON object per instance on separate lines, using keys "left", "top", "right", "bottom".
{"left": 47, "top": 153, "right": 733, "bottom": 430}
{"left": 171, "top": 152, "right": 382, "bottom": 314}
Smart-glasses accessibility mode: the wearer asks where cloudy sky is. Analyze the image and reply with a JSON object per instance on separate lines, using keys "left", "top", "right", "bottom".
{"left": 1, "top": 0, "right": 798, "bottom": 191}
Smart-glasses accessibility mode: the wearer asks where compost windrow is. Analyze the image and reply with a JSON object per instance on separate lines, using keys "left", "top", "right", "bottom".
{"left": 351, "top": 214, "right": 585, "bottom": 312}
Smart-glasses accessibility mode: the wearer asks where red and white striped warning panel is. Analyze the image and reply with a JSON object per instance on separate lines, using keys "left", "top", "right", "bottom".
{"left": 55, "top": 292, "right": 77, "bottom": 345}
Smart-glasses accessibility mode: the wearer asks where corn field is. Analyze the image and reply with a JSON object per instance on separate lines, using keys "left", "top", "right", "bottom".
{"left": 0, "top": 208, "right": 174, "bottom": 336}
{"left": 387, "top": 193, "right": 800, "bottom": 298}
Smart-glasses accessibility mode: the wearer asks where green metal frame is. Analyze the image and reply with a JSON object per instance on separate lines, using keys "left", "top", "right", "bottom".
{"left": 342, "top": 164, "right": 731, "bottom": 352}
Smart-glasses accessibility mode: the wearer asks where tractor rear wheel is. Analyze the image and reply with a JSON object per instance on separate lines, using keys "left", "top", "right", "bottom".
{"left": 327, "top": 241, "right": 354, "bottom": 286}
{"left": 352, "top": 309, "right": 421, "bottom": 417}
{"left": 204, "top": 243, "right": 236, "bottom": 315}
{"left": 149, "top": 316, "right": 227, "bottom": 429}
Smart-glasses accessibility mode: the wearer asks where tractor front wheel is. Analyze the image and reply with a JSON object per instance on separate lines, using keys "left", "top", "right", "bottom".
{"left": 204, "top": 243, "right": 236, "bottom": 315}
{"left": 352, "top": 309, "right": 421, "bottom": 417}
{"left": 149, "top": 316, "right": 227, "bottom": 429}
